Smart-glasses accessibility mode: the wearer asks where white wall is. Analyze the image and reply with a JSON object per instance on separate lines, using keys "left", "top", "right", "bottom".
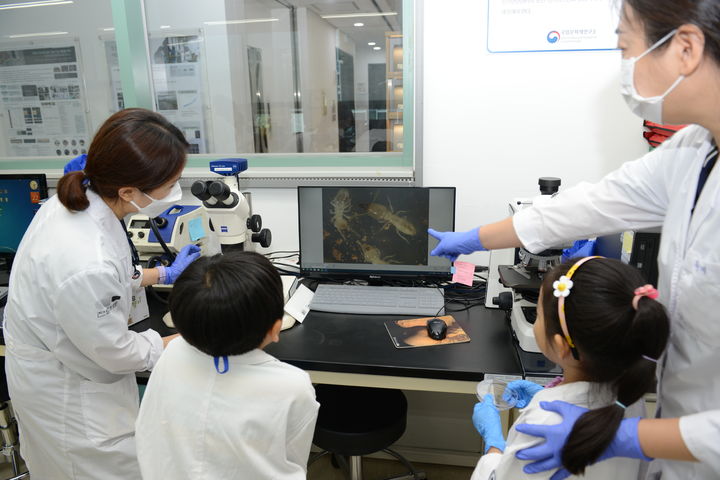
{"left": 423, "top": 0, "right": 648, "bottom": 264}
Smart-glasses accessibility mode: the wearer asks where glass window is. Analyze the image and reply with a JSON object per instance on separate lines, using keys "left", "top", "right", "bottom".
{"left": 0, "top": 0, "right": 116, "bottom": 158}
{"left": 142, "top": 0, "right": 405, "bottom": 155}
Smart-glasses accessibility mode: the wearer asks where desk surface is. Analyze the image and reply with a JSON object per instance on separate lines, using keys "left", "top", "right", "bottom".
{"left": 136, "top": 291, "right": 523, "bottom": 387}
{"left": 3, "top": 288, "right": 524, "bottom": 393}
{"left": 265, "top": 307, "right": 521, "bottom": 382}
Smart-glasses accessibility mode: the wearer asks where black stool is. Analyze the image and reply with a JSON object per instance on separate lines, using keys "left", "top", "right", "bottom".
{"left": 310, "top": 385, "right": 425, "bottom": 480}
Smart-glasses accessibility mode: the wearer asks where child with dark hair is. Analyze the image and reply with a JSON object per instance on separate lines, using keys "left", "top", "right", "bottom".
{"left": 135, "top": 252, "right": 319, "bottom": 480}
{"left": 471, "top": 257, "right": 669, "bottom": 479}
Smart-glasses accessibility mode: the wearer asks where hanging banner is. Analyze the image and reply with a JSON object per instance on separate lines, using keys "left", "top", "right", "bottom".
{"left": 0, "top": 43, "right": 90, "bottom": 156}
{"left": 487, "top": 0, "right": 619, "bottom": 53}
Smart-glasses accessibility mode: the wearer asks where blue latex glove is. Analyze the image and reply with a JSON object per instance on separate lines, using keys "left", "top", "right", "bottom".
{"left": 561, "top": 239, "right": 597, "bottom": 263}
{"left": 515, "top": 401, "right": 651, "bottom": 479}
{"left": 63, "top": 154, "right": 87, "bottom": 174}
{"left": 503, "top": 379, "right": 544, "bottom": 409}
{"left": 473, "top": 394, "right": 506, "bottom": 454}
{"left": 164, "top": 244, "right": 201, "bottom": 284}
{"left": 427, "top": 227, "right": 485, "bottom": 262}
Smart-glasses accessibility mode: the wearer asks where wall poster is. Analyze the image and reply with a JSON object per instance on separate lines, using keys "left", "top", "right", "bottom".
{"left": 149, "top": 34, "right": 208, "bottom": 154}
{"left": 0, "top": 43, "right": 90, "bottom": 156}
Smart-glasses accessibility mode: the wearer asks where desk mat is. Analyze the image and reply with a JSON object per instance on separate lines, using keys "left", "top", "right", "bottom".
{"left": 384, "top": 315, "right": 471, "bottom": 349}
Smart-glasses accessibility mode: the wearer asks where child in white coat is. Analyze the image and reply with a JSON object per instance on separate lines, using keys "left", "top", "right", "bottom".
{"left": 471, "top": 257, "right": 669, "bottom": 479}
{"left": 136, "top": 252, "right": 319, "bottom": 480}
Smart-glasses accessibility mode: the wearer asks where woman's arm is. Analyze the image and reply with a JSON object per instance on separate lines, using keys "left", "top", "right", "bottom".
{"left": 514, "top": 402, "right": 710, "bottom": 479}
{"left": 479, "top": 217, "right": 523, "bottom": 250}
{"left": 141, "top": 267, "right": 160, "bottom": 287}
{"left": 638, "top": 418, "right": 696, "bottom": 461}
{"left": 140, "top": 244, "right": 202, "bottom": 286}
{"left": 434, "top": 142, "right": 677, "bottom": 258}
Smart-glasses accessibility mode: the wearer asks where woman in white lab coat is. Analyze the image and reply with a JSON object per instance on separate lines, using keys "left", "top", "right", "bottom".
{"left": 3, "top": 108, "right": 199, "bottom": 479}
{"left": 430, "top": 2, "right": 720, "bottom": 479}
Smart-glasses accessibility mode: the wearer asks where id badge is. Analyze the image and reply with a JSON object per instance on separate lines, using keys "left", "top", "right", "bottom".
{"left": 128, "top": 287, "right": 150, "bottom": 325}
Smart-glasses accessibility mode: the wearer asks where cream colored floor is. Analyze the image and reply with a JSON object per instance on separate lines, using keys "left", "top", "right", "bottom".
{"left": 308, "top": 455, "right": 473, "bottom": 480}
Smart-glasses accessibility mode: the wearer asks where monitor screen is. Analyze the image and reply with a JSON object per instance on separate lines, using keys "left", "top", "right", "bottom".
{"left": 298, "top": 186, "right": 455, "bottom": 279}
{"left": 0, "top": 174, "right": 48, "bottom": 257}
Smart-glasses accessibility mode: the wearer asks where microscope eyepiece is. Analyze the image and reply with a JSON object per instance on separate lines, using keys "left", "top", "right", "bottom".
{"left": 191, "top": 180, "right": 211, "bottom": 201}
{"left": 538, "top": 177, "right": 561, "bottom": 195}
{"left": 208, "top": 181, "right": 231, "bottom": 201}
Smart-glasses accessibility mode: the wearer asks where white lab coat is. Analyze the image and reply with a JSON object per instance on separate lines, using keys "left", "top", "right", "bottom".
{"left": 135, "top": 337, "right": 319, "bottom": 480}
{"left": 513, "top": 124, "right": 720, "bottom": 479}
{"left": 3, "top": 189, "right": 163, "bottom": 479}
{"left": 471, "top": 382, "right": 641, "bottom": 480}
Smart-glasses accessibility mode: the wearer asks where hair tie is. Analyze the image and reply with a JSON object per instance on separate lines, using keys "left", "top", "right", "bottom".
{"left": 642, "top": 355, "right": 659, "bottom": 364}
{"left": 81, "top": 171, "right": 90, "bottom": 187}
{"left": 632, "top": 284, "right": 659, "bottom": 310}
{"left": 615, "top": 400, "right": 627, "bottom": 409}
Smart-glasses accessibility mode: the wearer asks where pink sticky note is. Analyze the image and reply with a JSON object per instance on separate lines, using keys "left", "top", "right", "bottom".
{"left": 452, "top": 260, "right": 475, "bottom": 286}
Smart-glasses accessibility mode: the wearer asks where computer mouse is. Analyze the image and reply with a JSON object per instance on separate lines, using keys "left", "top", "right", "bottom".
{"left": 426, "top": 318, "right": 447, "bottom": 341}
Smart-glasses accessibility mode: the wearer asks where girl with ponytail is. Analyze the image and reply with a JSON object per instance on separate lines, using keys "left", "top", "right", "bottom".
{"left": 471, "top": 257, "right": 669, "bottom": 479}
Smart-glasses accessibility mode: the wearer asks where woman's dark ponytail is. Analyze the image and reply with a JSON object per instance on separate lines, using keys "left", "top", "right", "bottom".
{"left": 560, "top": 292, "right": 670, "bottom": 475}
{"left": 57, "top": 170, "right": 89, "bottom": 212}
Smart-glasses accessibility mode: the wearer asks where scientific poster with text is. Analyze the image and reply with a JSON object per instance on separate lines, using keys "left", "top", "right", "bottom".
{"left": 0, "top": 43, "right": 90, "bottom": 156}
{"left": 487, "top": 0, "right": 620, "bottom": 53}
{"left": 149, "top": 35, "right": 208, "bottom": 154}
{"left": 103, "top": 40, "right": 124, "bottom": 111}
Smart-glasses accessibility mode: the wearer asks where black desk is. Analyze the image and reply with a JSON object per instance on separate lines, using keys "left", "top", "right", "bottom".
{"left": 135, "top": 291, "right": 524, "bottom": 394}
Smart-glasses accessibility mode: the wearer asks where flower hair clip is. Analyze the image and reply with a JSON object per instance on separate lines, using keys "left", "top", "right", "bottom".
{"left": 553, "top": 276, "right": 574, "bottom": 298}
{"left": 632, "top": 284, "right": 659, "bottom": 310}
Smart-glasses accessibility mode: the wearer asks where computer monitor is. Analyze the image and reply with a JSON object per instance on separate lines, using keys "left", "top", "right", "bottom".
{"left": 298, "top": 186, "right": 456, "bottom": 281}
{"left": 0, "top": 174, "right": 48, "bottom": 270}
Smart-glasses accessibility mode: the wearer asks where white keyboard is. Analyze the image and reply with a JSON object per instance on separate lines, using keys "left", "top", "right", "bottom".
{"left": 310, "top": 284, "right": 444, "bottom": 316}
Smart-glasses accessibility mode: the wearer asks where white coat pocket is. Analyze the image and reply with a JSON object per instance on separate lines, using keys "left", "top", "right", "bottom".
{"left": 80, "top": 374, "right": 139, "bottom": 447}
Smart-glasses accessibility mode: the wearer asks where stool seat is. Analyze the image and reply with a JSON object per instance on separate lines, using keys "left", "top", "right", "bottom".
{"left": 313, "top": 385, "right": 407, "bottom": 457}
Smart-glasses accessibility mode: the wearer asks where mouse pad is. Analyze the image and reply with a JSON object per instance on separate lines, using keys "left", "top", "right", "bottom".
{"left": 384, "top": 315, "right": 471, "bottom": 349}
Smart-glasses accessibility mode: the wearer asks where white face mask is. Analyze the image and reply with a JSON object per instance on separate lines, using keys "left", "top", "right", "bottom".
{"left": 620, "top": 29, "right": 684, "bottom": 123}
{"left": 130, "top": 181, "right": 182, "bottom": 218}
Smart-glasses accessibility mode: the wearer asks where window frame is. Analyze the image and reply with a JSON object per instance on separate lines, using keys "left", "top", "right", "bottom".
{"left": 0, "top": 0, "right": 422, "bottom": 186}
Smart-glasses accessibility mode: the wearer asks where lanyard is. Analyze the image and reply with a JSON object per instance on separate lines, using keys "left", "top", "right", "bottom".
{"left": 119, "top": 219, "right": 141, "bottom": 271}
{"left": 693, "top": 144, "right": 718, "bottom": 212}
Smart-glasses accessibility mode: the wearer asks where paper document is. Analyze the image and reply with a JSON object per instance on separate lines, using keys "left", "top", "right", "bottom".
{"left": 284, "top": 284, "right": 314, "bottom": 323}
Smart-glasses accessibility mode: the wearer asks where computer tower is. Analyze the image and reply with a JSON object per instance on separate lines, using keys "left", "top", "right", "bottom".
{"left": 596, "top": 228, "right": 661, "bottom": 286}
{"left": 621, "top": 230, "right": 661, "bottom": 286}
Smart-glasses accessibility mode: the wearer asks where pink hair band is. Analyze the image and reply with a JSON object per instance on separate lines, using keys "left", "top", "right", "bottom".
{"left": 632, "top": 284, "right": 659, "bottom": 310}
